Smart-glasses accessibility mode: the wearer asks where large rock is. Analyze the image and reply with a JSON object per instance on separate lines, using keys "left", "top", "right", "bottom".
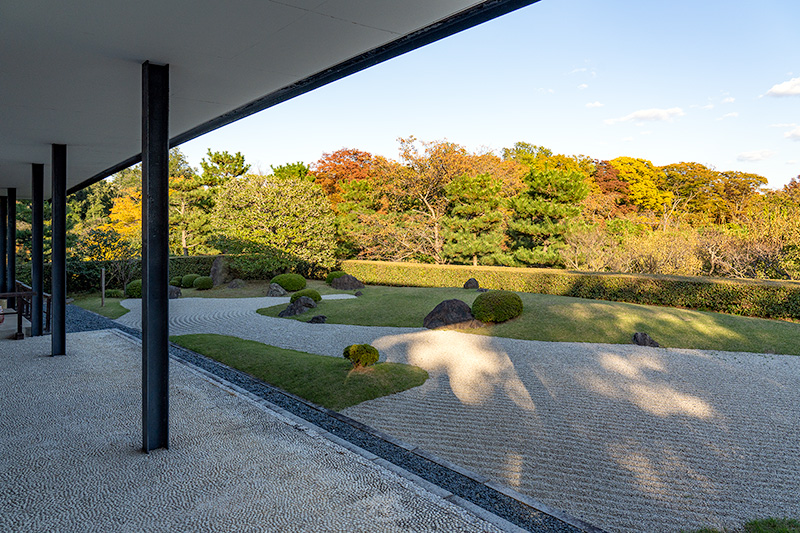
{"left": 463, "top": 278, "right": 479, "bottom": 289}
{"left": 278, "top": 296, "right": 316, "bottom": 317}
{"left": 266, "top": 283, "right": 288, "bottom": 297}
{"left": 168, "top": 285, "right": 182, "bottom": 299}
{"left": 331, "top": 274, "right": 365, "bottom": 290}
{"left": 227, "top": 279, "right": 246, "bottom": 289}
{"left": 632, "top": 332, "right": 660, "bottom": 348}
{"left": 209, "top": 256, "right": 231, "bottom": 286}
{"left": 423, "top": 299, "right": 481, "bottom": 329}
{"left": 309, "top": 315, "right": 327, "bottom": 324}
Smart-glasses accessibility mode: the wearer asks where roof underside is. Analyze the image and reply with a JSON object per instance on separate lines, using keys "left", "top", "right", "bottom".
{"left": 0, "top": 0, "right": 537, "bottom": 199}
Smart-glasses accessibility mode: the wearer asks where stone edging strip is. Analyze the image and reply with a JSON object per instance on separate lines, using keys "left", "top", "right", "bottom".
{"left": 106, "top": 328, "right": 607, "bottom": 533}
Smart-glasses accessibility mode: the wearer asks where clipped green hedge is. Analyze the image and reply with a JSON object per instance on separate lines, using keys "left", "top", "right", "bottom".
{"left": 343, "top": 344, "right": 380, "bottom": 367}
{"left": 182, "top": 274, "right": 201, "bottom": 288}
{"left": 472, "top": 290, "right": 523, "bottom": 323}
{"left": 290, "top": 288, "right": 322, "bottom": 303}
{"left": 271, "top": 273, "right": 306, "bottom": 291}
{"left": 126, "top": 279, "right": 143, "bottom": 298}
{"left": 341, "top": 260, "right": 800, "bottom": 320}
{"left": 193, "top": 276, "right": 213, "bottom": 290}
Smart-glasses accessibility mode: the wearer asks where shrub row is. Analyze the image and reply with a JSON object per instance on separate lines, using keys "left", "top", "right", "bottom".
{"left": 341, "top": 260, "right": 800, "bottom": 320}
{"left": 16, "top": 252, "right": 335, "bottom": 294}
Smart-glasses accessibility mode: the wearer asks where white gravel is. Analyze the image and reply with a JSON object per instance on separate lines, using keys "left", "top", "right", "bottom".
{"left": 116, "top": 296, "right": 800, "bottom": 533}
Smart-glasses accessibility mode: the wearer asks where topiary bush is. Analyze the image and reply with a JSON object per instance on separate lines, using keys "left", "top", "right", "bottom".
{"left": 271, "top": 273, "right": 306, "bottom": 291}
{"left": 182, "top": 274, "right": 201, "bottom": 288}
{"left": 343, "top": 344, "right": 380, "bottom": 367}
{"left": 105, "top": 289, "right": 124, "bottom": 298}
{"left": 126, "top": 279, "right": 143, "bottom": 298}
{"left": 290, "top": 288, "right": 321, "bottom": 303}
{"left": 170, "top": 276, "right": 182, "bottom": 287}
{"left": 326, "top": 270, "right": 347, "bottom": 284}
{"left": 193, "top": 276, "right": 213, "bottom": 290}
{"left": 472, "top": 290, "right": 523, "bottom": 323}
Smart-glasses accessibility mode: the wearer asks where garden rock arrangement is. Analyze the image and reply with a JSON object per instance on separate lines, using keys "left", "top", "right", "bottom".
{"left": 423, "top": 299, "right": 481, "bottom": 329}
{"left": 168, "top": 286, "right": 182, "bottom": 299}
{"left": 209, "top": 256, "right": 231, "bottom": 286}
{"left": 278, "top": 296, "right": 316, "bottom": 317}
{"left": 331, "top": 274, "right": 365, "bottom": 290}
{"left": 266, "top": 283, "right": 288, "bottom": 297}
{"left": 463, "top": 278, "right": 479, "bottom": 289}
{"left": 632, "top": 332, "right": 660, "bottom": 347}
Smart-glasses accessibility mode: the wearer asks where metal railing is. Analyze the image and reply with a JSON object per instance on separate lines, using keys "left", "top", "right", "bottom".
{"left": 14, "top": 281, "right": 52, "bottom": 335}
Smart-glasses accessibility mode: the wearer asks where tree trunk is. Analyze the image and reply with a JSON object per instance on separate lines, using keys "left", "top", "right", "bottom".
{"left": 473, "top": 254, "right": 477, "bottom": 266}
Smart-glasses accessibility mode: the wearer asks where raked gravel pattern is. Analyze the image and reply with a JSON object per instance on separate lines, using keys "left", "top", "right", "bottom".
{"left": 0, "top": 330, "right": 504, "bottom": 533}
{"left": 116, "top": 296, "right": 800, "bottom": 533}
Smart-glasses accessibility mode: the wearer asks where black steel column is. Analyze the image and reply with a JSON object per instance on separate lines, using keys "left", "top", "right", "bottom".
{"left": 141, "top": 61, "right": 169, "bottom": 452}
{"left": 0, "top": 196, "right": 6, "bottom": 294}
{"left": 31, "top": 164, "right": 44, "bottom": 336}
{"left": 51, "top": 145, "right": 67, "bottom": 355}
{"left": 6, "top": 188, "right": 16, "bottom": 310}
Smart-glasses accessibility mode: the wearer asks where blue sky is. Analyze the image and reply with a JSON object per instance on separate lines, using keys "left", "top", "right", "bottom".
{"left": 181, "top": 0, "right": 800, "bottom": 189}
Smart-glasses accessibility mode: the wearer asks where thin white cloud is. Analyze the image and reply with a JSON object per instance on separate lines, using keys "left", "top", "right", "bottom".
{"left": 578, "top": 83, "right": 589, "bottom": 90}
{"left": 737, "top": 150, "right": 777, "bottom": 162}
{"left": 586, "top": 101, "right": 604, "bottom": 108}
{"left": 785, "top": 127, "right": 800, "bottom": 141}
{"left": 770, "top": 123, "right": 797, "bottom": 128}
{"left": 767, "top": 77, "right": 800, "bottom": 96}
{"left": 722, "top": 97, "right": 735, "bottom": 104}
{"left": 605, "top": 107, "right": 685, "bottom": 125}
{"left": 717, "top": 112, "right": 739, "bottom": 120}
{"left": 570, "top": 68, "right": 588, "bottom": 74}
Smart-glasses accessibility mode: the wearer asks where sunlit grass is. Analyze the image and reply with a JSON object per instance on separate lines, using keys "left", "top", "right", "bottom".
{"left": 171, "top": 333, "right": 428, "bottom": 410}
{"left": 683, "top": 517, "right": 800, "bottom": 533}
{"left": 258, "top": 285, "right": 800, "bottom": 355}
{"left": 71, "top": 294, "right": 129, "bottom": 319}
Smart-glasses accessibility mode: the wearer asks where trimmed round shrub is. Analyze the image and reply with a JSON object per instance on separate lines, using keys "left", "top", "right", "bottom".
{"left": 471, "top": 290, "right": 523, "bottom": 323}
{"left": 343, "top": 344, "right": 379, "bottom": 367}
{"left": 126, "top": 279, "right": 143, "bottom": 298}
{"left": 182, "top": 274, "right": 201, "bottom": 288}
{"left": 193, "top": 276, "right": 213, "bottom": 290}
{"left": 290, "top": 288, "right": 321, "bottom": 303}
{"left": 105, "top": 289, "right": 124, "bottom": 298}
{"left": 271, "top": 273, "right": 306, "bottom": 291}
{"left": 170, "top": 276, "right": 182, "bottom": 287}
{"left": 325, "top": 270, "right": 347, "bottom": 284}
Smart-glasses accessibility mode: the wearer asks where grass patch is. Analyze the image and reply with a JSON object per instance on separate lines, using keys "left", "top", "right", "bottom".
{"left": 170, "top": 333, "right": 428, "bottom": 410}
{"left": 258, "top": 285, "right": 800, "bottom": 355}
{"left": 684, "top": 517, "right": 800, "bottom": 533}
{"left": 71, "top": 294, "right": 129, "bottom": 319}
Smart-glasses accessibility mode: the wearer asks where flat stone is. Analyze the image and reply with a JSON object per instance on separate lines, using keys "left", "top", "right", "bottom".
{"left": 463, "top": 278, "right": 479, "bottom": 289}
{"left": 309, "top": 315, "right": 327, "bottom": 324}
{"left": 632, "top": 332, "right": 660, "bottom": 347}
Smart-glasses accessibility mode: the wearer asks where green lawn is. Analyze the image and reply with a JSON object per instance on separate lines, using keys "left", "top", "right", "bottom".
{"left": 258, "top": 284, "right": 800, "bottom": 355}
{"left": 684, "top": 517, "right": 800, "bottom": 533}
{"left": 71, "top": 294, "right": 129, "bottom": 319}
{"left": 170, "top": 333, "right": 428, "bottom": 410}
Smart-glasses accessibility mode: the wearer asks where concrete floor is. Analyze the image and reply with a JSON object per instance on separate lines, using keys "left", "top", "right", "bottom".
{"left": 0, "top": 330, "right": 509, "bottom": 533}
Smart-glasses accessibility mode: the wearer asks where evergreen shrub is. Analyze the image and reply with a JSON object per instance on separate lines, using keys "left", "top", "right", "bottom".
{"left": 126, "top": 279, "right": 143, "bottom": 298}
{"left": 181, "top": 274, "right": 201, "bottom": 288}
{"left": 326, "top": 271, "right": 347, "bottom": 284}
{"left": 472, "top": 291, "right": 523, "bottom": 323}
{"left": 105, "top": 289, "right": 124, "bottom": 298}
{"left": 170, "top": 277, "right": 182, "bottom": 287}
{"left": 271, "top": 273, "right": 306, "bottom": 291}
{"left": 193, "top": 276, "right": 213, "bottom": 290}
{"left": 341, "top": 260, "right": 800, "bottom": 320}
{"left": 343, "top": 344, "right": 379, "bottom": 367}
{"left": 290, "top": 288, "right": 321, "bottom": 303}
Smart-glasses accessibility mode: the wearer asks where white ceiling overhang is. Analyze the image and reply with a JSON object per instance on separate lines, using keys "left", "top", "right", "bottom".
{"left": 0, "top": 0, "right": 538, "bottom": 199}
